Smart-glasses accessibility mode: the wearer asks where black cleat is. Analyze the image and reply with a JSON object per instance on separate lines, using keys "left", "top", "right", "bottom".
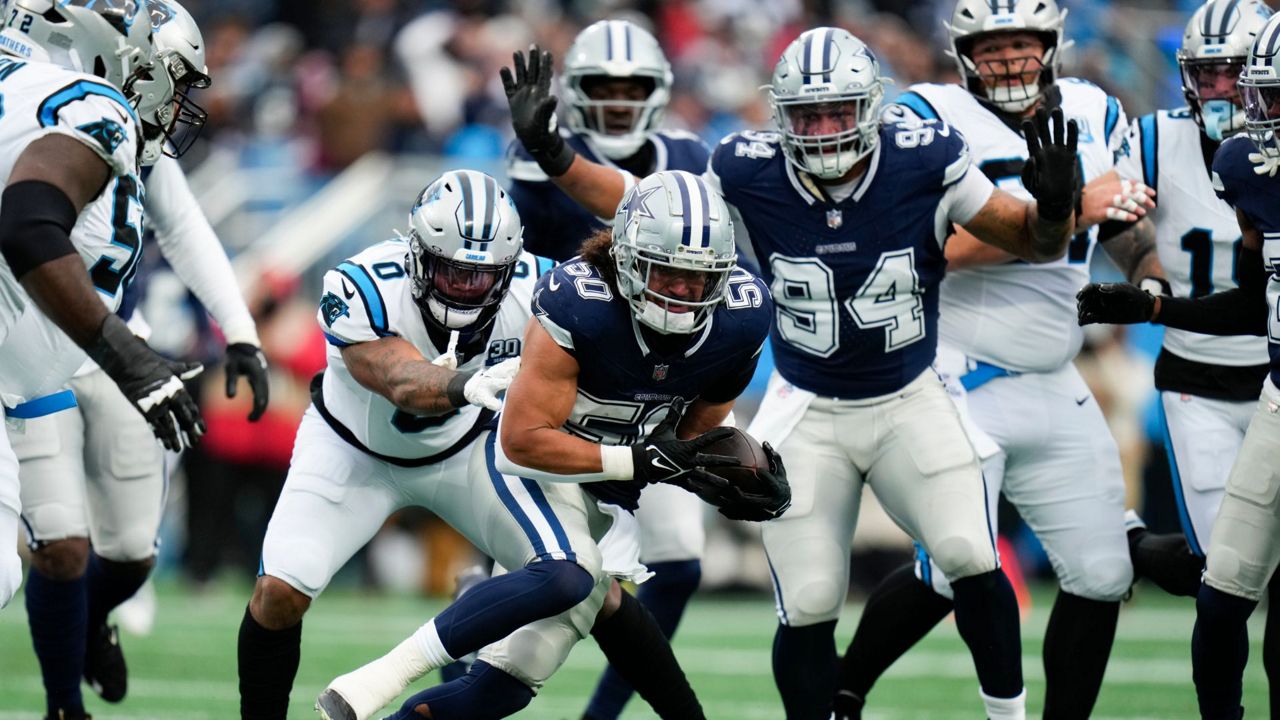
{"left": 44, "top": 710, "right": 93, "bottom": 720}
{"left": 316, "top": 689, "right": 358, "bottom": 720}
{"left": 84, "top": 623, "right": 127, "bottom": 703}
{"left": 832, "top": 689, "right": 864, "bottom": 720}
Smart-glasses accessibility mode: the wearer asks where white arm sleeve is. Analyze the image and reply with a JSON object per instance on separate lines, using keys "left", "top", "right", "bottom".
{"left": 146, "top": 156, "right": 260, "bottom": 347}
{"left": 492, "top": 412, "right": 634, "bottom": 483}
{"left": 943, "top": 163, "right": 996, "bottom": 226}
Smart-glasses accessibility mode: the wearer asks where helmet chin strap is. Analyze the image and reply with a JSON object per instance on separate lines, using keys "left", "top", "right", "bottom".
{"left": 635, "top": 300, "right": 697, "bottom": 334}
{"left": 427, "top": 296, "right": 483, "bottom": 330}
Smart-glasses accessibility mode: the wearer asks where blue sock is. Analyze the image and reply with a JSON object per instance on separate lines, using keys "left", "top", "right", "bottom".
{"left": 951, "top": 569, "right": 1023, "bottom": 699}
{"left": 1193, "top": 585, "right": 1256, "bottom": 720}
{"left": 388, "top": 661, "right": 533, "bottom": 720}
{"left": 86, "top": 553, "right": 151, "bottom": 631}
{"left": 26, "top": 567, "right": 88, "bottom": 716}
{"left": 773, "top": 620, "right": 838, "bottom": 720}
{"left": 584, "top": 559, "right": 701, "bottom": 720}
{"left": 433, "top": 559, "right": 593, "bottom": 659}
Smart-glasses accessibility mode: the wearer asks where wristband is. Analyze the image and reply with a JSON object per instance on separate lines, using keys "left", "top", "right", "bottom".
{"left": 600, "top": 444, "right": 635, "bottom": 481}
{"left": 445, "top": 371, "right": 473, "bottom": 409}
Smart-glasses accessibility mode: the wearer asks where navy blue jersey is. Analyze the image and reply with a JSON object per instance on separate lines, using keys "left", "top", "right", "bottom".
{"left": 1212, "top": 135, "right": 1280, "bottom": 386}
{"left": 506, "top": 130, "right": 711, "bottom": 261}
{"left": 708, "top": 123, "right": 986, "bottom": 398}
{"left": 531, "top": 258, "right": 772, "bottom": 508}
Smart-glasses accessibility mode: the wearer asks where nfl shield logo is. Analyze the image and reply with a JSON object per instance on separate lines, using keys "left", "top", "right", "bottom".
{"left": 826, "top": 209, "right": 843, "bottom": 229}
{"left": 653, "top": 364, "right": 669, "bottom": 381}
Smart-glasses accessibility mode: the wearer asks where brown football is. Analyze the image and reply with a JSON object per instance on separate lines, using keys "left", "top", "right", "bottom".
{"left": 700, "top": 427, "right": 770, "bottom": 488}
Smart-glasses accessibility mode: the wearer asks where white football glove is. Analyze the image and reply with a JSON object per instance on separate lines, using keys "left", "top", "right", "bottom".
{"left": 463, "top": 357, "right": 521, "bottom": 411}
{"left": 1250, "top": 152, "right": 1280, "bottom": 177}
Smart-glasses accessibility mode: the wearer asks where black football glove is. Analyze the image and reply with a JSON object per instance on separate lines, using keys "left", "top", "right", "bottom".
{"left": 87, "top": 314, "right": 206, "bottom": 452}
{"left": 1076, "top": 282, "right": 1157, "bottom": 325}
{"left": 500, "top": 46, "right": 576, "bottom": 177}
{"left": 630, "top": 412, "right": 738, "bottom": 486}
{"left": 714, "top": 442, "right": 792, "bottom": 522}
{"left": 224, "top": 343, "right": 269, "bottom": 422}
{"left": 1021, "top": 106, "right": 1080, "bottom": 224}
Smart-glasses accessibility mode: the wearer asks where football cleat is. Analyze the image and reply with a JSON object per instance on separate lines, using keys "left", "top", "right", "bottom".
{"left": 44, "top": 710, "right": 92, "bottom": 720}
{"left": 316, "top": 689, "right": 359, "bottom": 720}
{"left": 83, "top": 623, "right": 127, "bottom": 703}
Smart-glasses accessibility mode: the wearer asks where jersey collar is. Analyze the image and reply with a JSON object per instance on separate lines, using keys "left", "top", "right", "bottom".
{"left": 785, "top": 139, "right": 882, "bottom": 207}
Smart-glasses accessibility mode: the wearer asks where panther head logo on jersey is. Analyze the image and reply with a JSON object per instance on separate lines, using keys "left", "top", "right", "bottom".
{"left": 76, "top": 119, "right": 127, "bottom": 156}
{"left": 320, "top": 292, "right": 350, "bottom": 327}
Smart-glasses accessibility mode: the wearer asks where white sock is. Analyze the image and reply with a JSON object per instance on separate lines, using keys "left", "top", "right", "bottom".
{"left": 980, "top": 687, "right": 1026, "bottom": 720}
{"left": 326, "top": 621, "right": 453, "bottom": 720}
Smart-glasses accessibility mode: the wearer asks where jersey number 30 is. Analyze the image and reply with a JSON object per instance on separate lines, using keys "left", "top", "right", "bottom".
{"left": 769, "top": 250, "right": 925, "bottom": 357}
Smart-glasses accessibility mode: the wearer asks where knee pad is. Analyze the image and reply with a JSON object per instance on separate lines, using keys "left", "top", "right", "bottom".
{"left": 478, "top": 615, "right": 583, "bottom": 690}
{"left": 94, "top": 530, "right": 158, "bottom": 564}
{"left": 770, "top": 535, "right": 848, "bottom": 626}
{"left": 1061, "top": 553, "right": 1134, "bottom": 602}
{"left": 928, "top": 534, "right": 996, "bottom": 581}
{"left": 530, "top": 559, "right": 595, "bottom": 609}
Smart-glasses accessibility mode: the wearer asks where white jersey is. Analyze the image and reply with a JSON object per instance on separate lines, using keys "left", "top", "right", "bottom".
{"left": 888, "top": 80, "right": 1126, "bottom": 372}
{"left": 0, "top": 58, "right": 143, "bottom": 403}
{"left": 1115, "top": 109, "right": 1268, "bottom": 367}
{"left": 315, "top": 239, "right": 548, "bottom": 462}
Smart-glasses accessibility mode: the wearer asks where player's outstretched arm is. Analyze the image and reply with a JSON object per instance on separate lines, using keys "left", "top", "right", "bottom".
{"left": 501, "top": 46, "right": 633, "bottom": 219}
{"left": 1078, "top": 209, "right": 1266, "bottom": 335}
{"left": 341, "top": 336, "right": 480, "bottom": 416}
{"left": 147, "top": 156, "right": 269, "bottom": 420}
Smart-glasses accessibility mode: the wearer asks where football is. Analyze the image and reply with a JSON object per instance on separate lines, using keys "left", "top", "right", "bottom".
{"left": 700, "top": 427, "right": 770, "bottom": 487}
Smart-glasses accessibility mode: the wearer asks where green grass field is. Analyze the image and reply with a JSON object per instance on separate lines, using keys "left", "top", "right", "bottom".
{"left": 0, "top": 579, "right": 1268, "bottom": 719}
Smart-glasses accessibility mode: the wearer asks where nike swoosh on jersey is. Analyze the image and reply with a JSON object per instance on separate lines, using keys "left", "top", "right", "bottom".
{"left": 548, "top": 275, "right": 561, "bottom": 292}
{"left": 341, "top": 278, "right": 355, "bottom": 299}
{"left": 1075, "top": 396, "right": 1089, "bottom": 406}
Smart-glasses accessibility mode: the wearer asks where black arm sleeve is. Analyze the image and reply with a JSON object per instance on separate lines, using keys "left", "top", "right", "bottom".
{"left": 701, "top": 351, "right": 762, "bottom": 404}
{"left": 0, "top": 180, "right": 78, "bottom": 280}
{"left": 1157, "top": 243, "right": 1268, "bottom": 336}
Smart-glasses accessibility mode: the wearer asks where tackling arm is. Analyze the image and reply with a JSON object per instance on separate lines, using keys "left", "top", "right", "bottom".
{"left": 341, "top": 336, "right": 471, "bottom": 416}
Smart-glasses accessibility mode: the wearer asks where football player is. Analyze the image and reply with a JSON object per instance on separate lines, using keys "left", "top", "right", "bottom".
{"left": 503, "top": 26, "right": 1080, "bottom": 720}
{"left": 504, "top": 20, "right": 716, "bottom": 720}
{"left": 6, "top": 3, "right": 268, "bottom": 718}
{"left": 314, "top": 171, "right": 788, "bottom": 720}
{"left": 0, "top": 0, "right": 203, "bottom": 613}
{"left": 832, "top": 1, "right": 1161, "bottom": 717}
{"left": 1108, "top": 0, "right": 1280, "bottom": 704}
{"left": 1077, "top": 11, "right": 1280, "bottom": 718}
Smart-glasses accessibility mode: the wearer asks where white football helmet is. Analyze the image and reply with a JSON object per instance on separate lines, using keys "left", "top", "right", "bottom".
{"left": 562, "top": 20, "right": 672, "bottom": 160}
{"left": 0, "top": 0, "right": 153, "bottom": 103}
{"left": 1179, "top": 0, "right": 1274, "bottom": 142}
{"left": 611, "top": 171, "right": 737, "bottom": 335}
{"left": 768, "top": 27, "right": 884, "bottom": 180}
{"left": 945, "top": 0, "right": 1071, "bottom": 113}
{"left": 137, "top": 0, "right": 209, "bottom": 164}
{"left": 407, "top": 170, "right": 524, "bottom": 332}
{"left": 1240, "top": 12, "right": 1280, "bottom": 159}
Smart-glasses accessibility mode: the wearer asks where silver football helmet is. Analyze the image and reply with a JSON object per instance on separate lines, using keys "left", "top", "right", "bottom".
{"left": 407, "top": 170, "right": 524, "bottom": 332}
{"left": 0, "top": 0, "right": 153, "bottom": 102}
{"left": 137, "top": 0, "right": 209, "bottom": 165}
{"left": 1179, "top": 0, "right": 1273, "bottom": 142}
{"left": 945, "top": 0, "right": 1071, "bottom": 113}
{"left": 611, "top": 171, "right": 737, "bottom": 335}
{"left": 1240, "top": 12, "right": 1280, "bottom": 159}
{"left": 768, "top": 27, "right": 884, "bottom": 180}
{"left": 562, "top": 20, "right": 672, "bottom": 160}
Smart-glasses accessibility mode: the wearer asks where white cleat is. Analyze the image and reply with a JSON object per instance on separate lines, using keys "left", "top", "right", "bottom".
{"left": 318, "top": 637, "right": 431, "bottom": 720}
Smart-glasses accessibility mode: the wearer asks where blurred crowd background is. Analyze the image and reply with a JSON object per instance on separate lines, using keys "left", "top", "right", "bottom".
{"left": 119, "top": 0, "right": 1240, "bottom": 606}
